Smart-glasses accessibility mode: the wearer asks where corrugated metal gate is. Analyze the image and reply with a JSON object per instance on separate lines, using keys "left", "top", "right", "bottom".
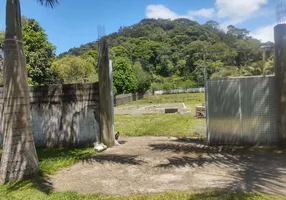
{"left": 206, "top": 76, "right": 278, "bottom": 146}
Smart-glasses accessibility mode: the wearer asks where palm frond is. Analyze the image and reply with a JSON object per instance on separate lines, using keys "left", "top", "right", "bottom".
{"left": 36, "top": 0, "right": 59, "bottom": 8}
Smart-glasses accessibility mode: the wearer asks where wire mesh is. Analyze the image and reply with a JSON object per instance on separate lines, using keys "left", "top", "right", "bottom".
{"left": 97, "top": 25, "right": 106, "bottom": 41}
{"left": 207, "top": 76, "right": 278, "bottom": 146}
{"left": 277, "top": 1, "right": 286, "bottom": 24}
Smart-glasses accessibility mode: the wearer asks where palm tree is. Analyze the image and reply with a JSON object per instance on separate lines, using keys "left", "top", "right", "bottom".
{"left": 0, "top": 0, "right": 58, "bottom": 182}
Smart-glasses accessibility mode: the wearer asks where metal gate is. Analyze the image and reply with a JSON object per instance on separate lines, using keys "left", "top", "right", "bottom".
{"left": 206, "top": 76, "right": 278, "bottom": 146}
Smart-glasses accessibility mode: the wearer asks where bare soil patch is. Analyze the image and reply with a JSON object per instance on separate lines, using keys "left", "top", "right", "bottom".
{"left": 49, "top": 136, "right": 286, "bottom": 196}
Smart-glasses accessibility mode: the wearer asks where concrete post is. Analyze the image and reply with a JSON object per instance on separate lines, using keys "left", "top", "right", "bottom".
{"left": 274, "top": 24, "right": 286, "bottom": 147}
{"left": 98, "top": 39, "right": 116, "bottom": 147}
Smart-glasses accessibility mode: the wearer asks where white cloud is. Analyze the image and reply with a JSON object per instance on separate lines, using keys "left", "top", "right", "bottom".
{"left": 216, "top": 0, "right": 268, "bottom": 18}
{"left": 146, "top": 0, "right": 269, "bottom": 27}
{"left": 188, "top": 8, "right": 215, "bottom": 18}
{"left": 216, "top": 0, "right": 268, "bottom": 25}
{"left": 146, "top": 5, "right": 191, "bottom": 20}
{"left": 250, "top": 23, "right": 275, "bottom": 42}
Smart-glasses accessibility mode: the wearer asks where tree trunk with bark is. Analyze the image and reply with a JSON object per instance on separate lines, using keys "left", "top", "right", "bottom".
{"left": 98, "top": 39, "right": 117, "bottom": 147}
{"left": 0, "top": 0, "right": 39, "bottom": 182}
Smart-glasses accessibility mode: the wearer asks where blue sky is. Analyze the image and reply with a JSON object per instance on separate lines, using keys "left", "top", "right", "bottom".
{"left": 0, "top": 0, "right": 280, "bottom": 54}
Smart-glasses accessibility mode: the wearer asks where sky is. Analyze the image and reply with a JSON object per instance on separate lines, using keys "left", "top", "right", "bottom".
{"left": 0, "top": 0, "right": 280, "bottom": 54}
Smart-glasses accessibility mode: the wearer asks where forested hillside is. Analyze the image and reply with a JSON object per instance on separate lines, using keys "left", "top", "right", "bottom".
{"left": 60, "top": 18, "right": 274, "bottom": 93}
{"left": 0, "top": 18, "right": 274, "bottom": 94}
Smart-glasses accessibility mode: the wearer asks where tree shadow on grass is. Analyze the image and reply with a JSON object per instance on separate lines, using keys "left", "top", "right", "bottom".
{"left": 150, "top": 142, "right": 286, "bottom": 196}
{"left": 0, "top": 147, "right": 94, "bottom": 195}
{"left": 82, "top": 154, "right": 147, "bottom": 165}
{"left": 37, "top": 147, "right": 93, "bottom": 161}
{"left": 3, "top": 174, "right": 53, "bottom": 195}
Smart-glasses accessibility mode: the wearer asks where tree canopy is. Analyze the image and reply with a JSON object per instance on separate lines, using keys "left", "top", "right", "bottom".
{"left": 60, "top": 18, "right": 274, "bottom": 92}
{"left": 22, "top": 18, "right": 56, "bottom": 85}
{"left": 113, "top": 57, "right": 137, "bottom": 94}
{"left": 51, "top": 55, "right": 98, "bottom": 84}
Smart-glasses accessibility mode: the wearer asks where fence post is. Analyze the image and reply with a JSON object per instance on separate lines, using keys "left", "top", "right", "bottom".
{"left": 274, "top": 24, "right": 286, "bottom": 147}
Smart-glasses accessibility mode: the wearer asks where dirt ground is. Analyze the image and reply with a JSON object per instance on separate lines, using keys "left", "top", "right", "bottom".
{"left": 49, "top": 136, "right": 286, "bottom": 197}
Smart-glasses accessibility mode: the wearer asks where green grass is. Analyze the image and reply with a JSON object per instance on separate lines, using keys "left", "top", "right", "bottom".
{"left": 0, "top": 185, "right": 284, "bottom": 200}
{"left": 0, "top": 147, "right": 94, "bottom": 175}
{"left": 125, "top": 93, "right": 205, "bottom": 112}
{"left": 115, "top": 114, "right": 205, "bottom": 137}
{"left": 37, "top": 147, "right": 94, "bottom": 174}
{"left": 115, "top": 93, "right": 206, "bottom": 137}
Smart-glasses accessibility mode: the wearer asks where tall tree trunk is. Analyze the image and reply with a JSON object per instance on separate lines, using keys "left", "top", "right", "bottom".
{"left": 0, "top": 0, "right": 39, "bottom": 182}
{"left": 98, "top": 39, "right": 117, "bottom": 147}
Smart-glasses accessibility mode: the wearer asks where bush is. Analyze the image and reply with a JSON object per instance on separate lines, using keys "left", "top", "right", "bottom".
{"left": 150, "top": 77, "right": 197, "bottom": 91}
{"left": 133, "top": 62, "right": 151, "bottom": 93}
{"left": 113, "top": 57, "right": 138, "bottom": 94}
{"left": 51, "top": 56, "right": 98, "bottom": 84}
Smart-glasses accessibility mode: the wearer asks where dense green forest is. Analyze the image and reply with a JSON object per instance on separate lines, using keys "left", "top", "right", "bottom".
{"left": 0, "top": 18, "right": 274, "bottom": 94}
{"left": 60, "top": 18, "right": 274, "bottom": 93}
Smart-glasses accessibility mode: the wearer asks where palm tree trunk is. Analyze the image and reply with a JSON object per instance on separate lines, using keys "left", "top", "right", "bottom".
{"left": 98, "top": 39, "right": 117, "bottom": 147}
{"left": 0, "top": 0, "right": 39, "bottom": 182}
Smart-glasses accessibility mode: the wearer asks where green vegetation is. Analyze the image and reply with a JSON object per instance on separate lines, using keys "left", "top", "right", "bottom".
{"left": 22, "top": 19, "right": 57, "bottom": 85}
{"left": 1, "top": 18, "right": 275, "bottom": 92}
{"left": 115, "top": 114, "right": 205, "bottom": 137}
{"left": 0, "top": 147, "right": 94, "bottom": 175}
{"left": 0, "top": 31, "right": 4, "bottom": 45}
{"left": 133, "top": 61, "right": 152, "bottom": 93}
{"left": 60, "top": 18, "right": 274, "bottom": 94}
{"left": 37, "top": 147, "right": 94, "bottom": 174}
{"left": 113, "top": 57, "right": 138, "bottom": 94}
{"left": 115, "top": 93, "right": 206, "bottom": 137}
{"left": 0, "top": 186, "right": 284, "bottom": 200}
{"left": 51, "top": 56, "right": 98, "bottom": 84}
{"left": 0, "top": 17, "right": 98, "bottom": 86}
{"left": 127, "top": 93, "right": 205, "bottom": 111}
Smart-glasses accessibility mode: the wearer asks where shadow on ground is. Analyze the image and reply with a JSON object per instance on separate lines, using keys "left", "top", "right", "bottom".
{"left": 3, "top": 175, "right": 53, "bottom": 195}
{"left": 149, "top": 140, "right": 286, "bottom": 196}
{"left": 82, "top": 154, "right": 147, "bottom": 165}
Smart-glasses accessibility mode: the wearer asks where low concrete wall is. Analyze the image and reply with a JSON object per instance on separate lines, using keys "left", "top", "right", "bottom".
{"left": 115, "top": 93, "right": 145, "bottom": 106}
{"left": 0, "top": 83, "right": 100, "bottom": 148}
{"left": 153, "top": 88, "right": 205, "bottom": 95}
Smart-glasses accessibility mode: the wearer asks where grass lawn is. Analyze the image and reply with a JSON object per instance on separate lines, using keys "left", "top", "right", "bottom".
{"left": 125, "top": 93, "right": 205, "bottom": 112}
{"left": 37, "top": 147, "right": 95, "bottom": 174}
{"left": 115, "top": 114, "right": 205, "bottom": 137}
{"left": 115, "top": 93, "right": 206, "bottom": 137}
{"left": 0, "top": 147, "right": 95, "bottom": 175}
{"left": 0, "top": 183, "right": 284, "bottom": 200}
